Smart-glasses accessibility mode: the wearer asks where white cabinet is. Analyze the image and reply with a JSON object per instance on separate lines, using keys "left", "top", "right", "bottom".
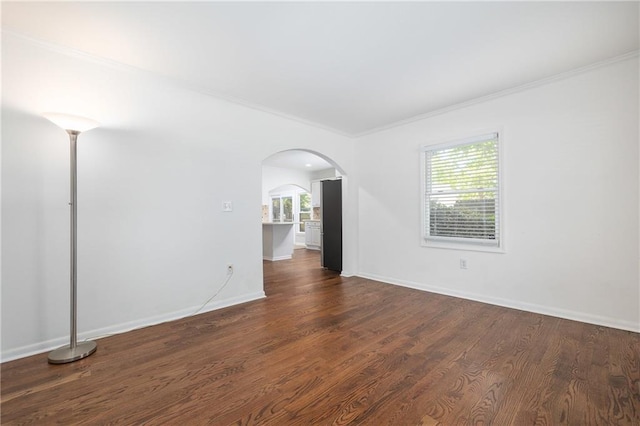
{"left": 305, "top": 221, "right": 321, "bottom": 250}
{"left": 311, "top": 181, "right": 321, "bottom": 207}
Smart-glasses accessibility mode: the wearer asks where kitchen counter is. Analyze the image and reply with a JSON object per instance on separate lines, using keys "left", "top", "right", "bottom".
{"left": 262, "top": 222, "right": 297, "bottom": 261}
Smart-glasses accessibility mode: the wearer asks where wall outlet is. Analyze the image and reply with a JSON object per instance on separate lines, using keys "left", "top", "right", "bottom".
{"left": 227, "top": 264, "right": 234, "bottom": 274}
{"left": 460, "top": 258, "right": 468, "bottom": 269}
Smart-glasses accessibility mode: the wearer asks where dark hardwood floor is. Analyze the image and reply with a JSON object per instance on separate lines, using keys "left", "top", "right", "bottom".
{"left": 2, "top": 249, "right": 639, "bottom": 424}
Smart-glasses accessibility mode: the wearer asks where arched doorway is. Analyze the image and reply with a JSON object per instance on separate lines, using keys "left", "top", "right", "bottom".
{"left": 261, "top": 149, "right": 346, "bottom": 272}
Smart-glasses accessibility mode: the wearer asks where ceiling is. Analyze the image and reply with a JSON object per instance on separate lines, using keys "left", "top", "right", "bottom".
{"left": 2, "top": 2, "right": 638, "bottom": 137}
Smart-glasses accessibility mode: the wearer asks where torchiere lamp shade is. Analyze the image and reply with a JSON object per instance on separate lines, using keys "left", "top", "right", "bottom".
{"left": 43, "top": 112, "right": 100, "bottom": 133}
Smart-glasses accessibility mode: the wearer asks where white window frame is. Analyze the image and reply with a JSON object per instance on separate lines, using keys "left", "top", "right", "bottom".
{"left": 420, "top": 131, "right": 504, "bottom": 253}
{"left": 297, "top": 191, "right": 312, "bottom": 233}
{"left": 270, "top": 193, "right": 294, "bottom": 223}
{"left": 269, "top": 188, "right": 312, "bottom": 234}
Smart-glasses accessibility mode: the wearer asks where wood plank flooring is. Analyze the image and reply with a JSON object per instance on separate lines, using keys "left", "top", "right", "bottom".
{"left": 2, "top": 249, "right": 639, "bottom": 424}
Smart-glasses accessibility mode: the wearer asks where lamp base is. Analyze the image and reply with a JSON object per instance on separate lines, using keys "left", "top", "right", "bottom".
{"left": 48, "top": 341, "right": 97, "bottom": 364}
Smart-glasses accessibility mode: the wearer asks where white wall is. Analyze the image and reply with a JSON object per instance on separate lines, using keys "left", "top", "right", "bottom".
{"left": 1, "top": 33, "right": 356, "bottom": 361}
{"left": 261, "top": 165, "right": 312, "bottom": 206}
{"left": 356, "top": 57, "right": 640, "bottom": 332}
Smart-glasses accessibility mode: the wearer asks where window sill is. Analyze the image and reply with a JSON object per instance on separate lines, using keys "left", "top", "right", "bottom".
{"left": 421, "top": 239, "right": 505, "bottom": 253}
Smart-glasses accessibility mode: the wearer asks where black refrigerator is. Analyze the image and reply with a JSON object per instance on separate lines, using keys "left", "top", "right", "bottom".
{"left": 321, "top": 179, "right": 342, "bottom": 272}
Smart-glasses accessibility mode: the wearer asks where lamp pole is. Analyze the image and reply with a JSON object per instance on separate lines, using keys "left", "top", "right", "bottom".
{"left": 44, "top": 113, "right": 99, "bottom": 364}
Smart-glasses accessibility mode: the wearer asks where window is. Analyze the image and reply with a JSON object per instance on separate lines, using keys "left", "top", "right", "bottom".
{"left": 422, "top": 132, "right": 502, "bottom": 250}
{"left": 270, "top": 190, "right": 311, "bottom": 232}
{"left": 282, "top": 196, "right": 293, "bottom": 222}
{"left": 271, "top": 197, "right": 281, "bottom": 222}
{"left": 271, "top": 195, "right": 293, "bottom": 222}
{"left": 298, "top": 192, "right": 311, "bottom": 232}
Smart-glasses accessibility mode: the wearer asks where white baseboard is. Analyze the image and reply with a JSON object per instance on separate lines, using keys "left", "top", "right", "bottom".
{"left": 263, "top": 255, "right": 292, "bottom": 261}
{"left": 1, "top": 291, "right": 266, "bottom": 363}
{"left": 357, "top": 272, "right": 640, "bottom": 333}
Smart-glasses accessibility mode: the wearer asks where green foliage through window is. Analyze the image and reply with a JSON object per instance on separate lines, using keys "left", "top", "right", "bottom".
{"left": 299, "top": 193, "right": 311, "bottom": 211}
{"left": 299, "top": 192, "right": 311, "bottom": 232}
{"left": 282, "top": 196, "right": 293, "bottom": 222}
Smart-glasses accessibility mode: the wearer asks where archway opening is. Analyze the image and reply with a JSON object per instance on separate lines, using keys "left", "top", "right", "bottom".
{"left": 261, "top": 149, "right": 346, "bottom": 275}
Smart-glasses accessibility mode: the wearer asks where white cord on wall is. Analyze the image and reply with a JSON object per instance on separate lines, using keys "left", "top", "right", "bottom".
{"left": 192, "top": 270, "right": 234, "bottom": 316}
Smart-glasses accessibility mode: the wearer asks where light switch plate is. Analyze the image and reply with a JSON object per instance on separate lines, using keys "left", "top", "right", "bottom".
{"left": 222, "top": 201, "right": 233, "bottom": 212}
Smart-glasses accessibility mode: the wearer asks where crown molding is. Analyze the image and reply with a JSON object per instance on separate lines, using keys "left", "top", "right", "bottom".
{"left": 353, "top": 49, "right": 640, "bottom": 138}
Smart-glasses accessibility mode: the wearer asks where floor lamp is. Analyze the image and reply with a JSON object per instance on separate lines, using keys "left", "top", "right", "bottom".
{"left": 44, "top": 113, "right": 100, "bottom": 364}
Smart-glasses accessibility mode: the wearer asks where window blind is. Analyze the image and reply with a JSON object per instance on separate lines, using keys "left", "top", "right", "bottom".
{"left": 424, "top": 133, "right": 500, "bottom": 247}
